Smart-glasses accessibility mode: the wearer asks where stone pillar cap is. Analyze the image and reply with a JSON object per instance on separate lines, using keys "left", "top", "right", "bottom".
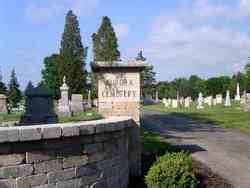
{"left": 91, "top": 60, "right": 150, "bottom": 72}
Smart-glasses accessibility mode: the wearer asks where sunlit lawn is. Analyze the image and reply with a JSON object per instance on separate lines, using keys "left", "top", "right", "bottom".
{"left": 0, "top": 109, "right": 102, "bottom": 124}
{"left": 144, "top": 102, "right": 250, "bottom": 133}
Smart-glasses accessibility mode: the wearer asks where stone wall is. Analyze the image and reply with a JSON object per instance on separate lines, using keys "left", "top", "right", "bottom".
{"left": 0, "top": 117, "right": 136, "bottom": 188}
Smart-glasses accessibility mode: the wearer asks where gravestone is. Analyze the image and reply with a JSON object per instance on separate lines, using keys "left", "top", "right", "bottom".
{"left": 172, "top": 99, "right": 178, "bottom": 108}
{"left": 20, "top": 85, "right": 57, "bottom": 125}
{"left": 91, "top": 60, "right": 147, "bottom": 177}
{"left": 213, "top": 98, "right": 217, "bottom": 106}
{"left": 244, "top": 93, "right": 250, "bottom": 112}
{"left": 235, "top": 83, "right": 241, "bottom": 101}
{"left": 241, "top": 91, "right": 247, "bottom": 105}
{"left": 224, "top": 90, "right": 231, "bottom": 107}
{"left": 184, "top": 97, "right": 191, "bottom": 108}
{"left": 71, "top": 94, "right": 84, "bottom": 113}
{"left": 155, "top": 91, "right": 159, "bottom": 103}
{"left": 204, "top": 96, "right": 212, "bottom": 106}
{"left": 216, "top": 94, "right": 223, "bottom": 104}
{"left": 197, "top": 92, "right": 204, "bottom": 109}
{"left": 0, "top": 94, "right": 7, "bottom": 113}
{"left": 58, "top": 77, "right": 71, "bottom": 117}
{"left": 162, "top": 98, "right": 167, "bottom": 107}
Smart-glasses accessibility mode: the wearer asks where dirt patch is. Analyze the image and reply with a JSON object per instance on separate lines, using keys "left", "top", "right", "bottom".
{"left": 129, "top": 154, "right": 234, "bottom": 188}
{"left": 194, "top": 160, "right": 234, "bottom": 188}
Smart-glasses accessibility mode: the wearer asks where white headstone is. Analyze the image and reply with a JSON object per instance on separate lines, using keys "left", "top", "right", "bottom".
{"left": 197, "top": 92, "right": 204, "bottom": 109}
{"left": 224, "top": 90, "right": 231, "bottom": 107}
{"left": 216, "top": 94, "right": 223, "bottom": 104}
{"left": 213, "top": 98, "right": 217, "bottom": 106}
{"left": 184, "top": 97, "right": 191, "bottom": 108}
{"left": 204, "top": 96, "right": 212, "bottom": 106}
{"left": 155, "top": 91, "right": 159, "bottom": 103}
{"left": 162, "top": 98, "right": 169, "bottom": 107}
{"left": 241, "top": 91, "right": 247, "bottom": 105}
{"left": 172, "top": 99, "right": 178, "bottom": 108}
{"left": 235, "top": 83, "right": 241, "bottom": 101}
{"left": 58, "top": 76, "right": 71, "bottom": 116}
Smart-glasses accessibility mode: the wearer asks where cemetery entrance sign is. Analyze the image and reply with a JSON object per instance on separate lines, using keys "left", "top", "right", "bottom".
{"left": 91, "top": 61, "right": 147, "bottom": 124}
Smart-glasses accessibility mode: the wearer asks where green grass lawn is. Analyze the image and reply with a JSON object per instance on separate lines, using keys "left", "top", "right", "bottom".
{"left": 144, "top": 102, "right": 250, "bottom": 133}
{"left": 58, "top": 109, "right": 102, "bottom": 123}
{"left": 0, "top": 109, "right": 102, "bottom": 124}
{"left": 0, "top": 112, "right": 22, "bottom": 122}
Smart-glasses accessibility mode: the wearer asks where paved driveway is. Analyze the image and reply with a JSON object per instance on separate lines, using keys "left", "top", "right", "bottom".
{"left": 142, "top": 110, "right": 250, "bottom": 188}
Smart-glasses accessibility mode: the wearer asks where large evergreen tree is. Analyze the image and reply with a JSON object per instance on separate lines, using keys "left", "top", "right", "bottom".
{"left": 92, "top": 16, "right": 120, "bottom": 61}
{"left": 42, "top": 10, "right": 88, "bottom": 97}
{"left": 60, "top": 10, "right": 88, "bottom": 95}
{"left": 8, "top": 69, "right": 22, "bottom": 108}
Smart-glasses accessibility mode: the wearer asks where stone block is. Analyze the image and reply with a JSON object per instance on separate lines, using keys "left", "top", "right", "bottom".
{"left": 42, "top": 126, "right": 61, "bottom": 139}
{"left": 33, "top": 184, "right": 56, "bottom": 188}
{"left": 0, "top": 164, "right": 33, "bottom": 178}
{"left": 19, "top": 127, "right": 42, "bottom": 141}
{"left": 93, "top": 133, "right": 111, "bottom": 143}
{"left": 0, "top": 154, "right": 25, "bottom": 167}
{"left": 47, "top": 168, "right": 76, "bottom": 184}
{"left": 76, "top": 165, "right": 99, "bottom": 177}
{"left": 61, "top": 125, "right": 79, "bottom": 137}
{"left": 84, "top": 143, "right": 103, "bottom": 154}
{"left": 79, "top": 124, "right": 95, "bottom": 135}
{"left": 62, "top": 156, "right": 88, "bottom": 169}
{"left": 88, "top": 152, "right": 105, "bottom": 163}
{"left": 56, "top": 178, "right": 82, "bottom": 188}
{"left": 26, "top": 151, "right": 55, "bottom": 163}
{"left": 0, "top": 127, "right": 19, "bottom": 143}
{"left": 16, "top": 174, "right": 47, "bottom": 188}
{"left": 34, "top": 160, "right": 62, "bottom": 174}
{"left": 0, "top": 179, "right": 16, "bottom": 188}
{"left": 95, "top": 124, "right": 105, "bottom": 133}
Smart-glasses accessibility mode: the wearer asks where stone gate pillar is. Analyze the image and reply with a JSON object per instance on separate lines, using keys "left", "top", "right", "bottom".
{"left": 91, "top": 60, "right": 147, "bottom": 177}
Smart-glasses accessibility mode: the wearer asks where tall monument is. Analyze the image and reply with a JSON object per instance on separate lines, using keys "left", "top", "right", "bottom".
{"left": 58, "top": 76, "right": 71, "bottom": 116}
{"left": 235, "top": 83, "right": 241, "bottom": 101}
{"left": 224, "top": 90, "right": 231, "bottom": 107}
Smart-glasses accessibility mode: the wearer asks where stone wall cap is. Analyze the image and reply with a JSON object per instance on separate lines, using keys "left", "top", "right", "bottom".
{"left": 0, "top": 116, "right": 133, "bottom": 143}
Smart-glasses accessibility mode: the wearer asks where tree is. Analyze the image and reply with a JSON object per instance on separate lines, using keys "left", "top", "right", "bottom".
{"left": 24, "top": 81, "right": 34, "bottom": 95}
{"left": 135, "top": 51, "right": 156, "bottom": 97}
{"left": 188, "top": 75, "right": 206, "bottom": 99}
{"left": 60, "top": 10, "right": 88, "bottom": 95}
{"left": 92, "top": 16, "right": 120, "bottom": 61}
{"left": 8, "top": 69, "right": 22, "bottom": 108}
{"left": 0, "top": 82, "right": 7, "bottom": 95}
{"left": 42, "top": 54, "right": 62, "bottom": 99}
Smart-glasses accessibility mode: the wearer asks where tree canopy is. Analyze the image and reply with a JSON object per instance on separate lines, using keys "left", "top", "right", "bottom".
{"left": 42, "top": 10, "right": 88, "bottom": 98}
{"left": 8, "top": 69, "right": 22, "bottom": 108}
{"left": 92, "top": 16, "right": 120, "bottom": 61}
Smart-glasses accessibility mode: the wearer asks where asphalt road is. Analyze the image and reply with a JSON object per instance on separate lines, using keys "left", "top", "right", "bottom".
{"left": 142, "top": 109, "right": 250, "bottom": 188}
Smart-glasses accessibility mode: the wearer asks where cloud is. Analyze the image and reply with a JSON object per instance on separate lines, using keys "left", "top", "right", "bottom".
{"left": 114, "top": 23, "right": 129, "bottom": 40}
{"left": 25, "top": 0, "right": 99, "bottom": 24}
{"left": 140, "top": 0, "right": 250, "bottom": 81}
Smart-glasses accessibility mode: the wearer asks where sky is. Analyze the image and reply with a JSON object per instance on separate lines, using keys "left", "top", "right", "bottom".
{"left": 1, "top": 0, "right": 250, "bottom": 89}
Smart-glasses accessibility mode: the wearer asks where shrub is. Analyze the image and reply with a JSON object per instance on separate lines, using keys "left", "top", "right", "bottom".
{"left": 145, "top": 152, "right": 198, "bottom": 188}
